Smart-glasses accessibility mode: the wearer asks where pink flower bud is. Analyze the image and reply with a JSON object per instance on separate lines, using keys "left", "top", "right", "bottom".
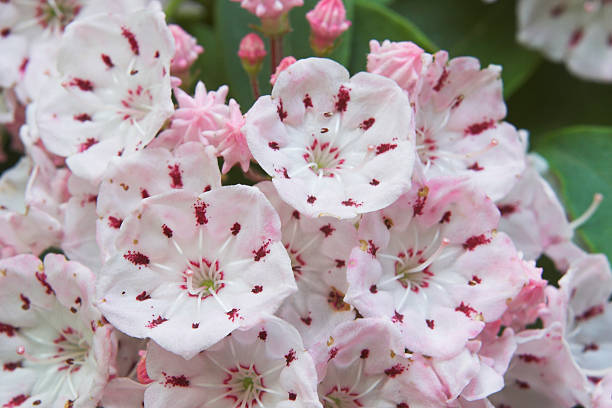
{"left": 169, "top": 25, "right": 204, "bottom": 74}
{"left": 270, "top": 56, "right": 296, "bottom": 85}
{"left": 238, "top": 33, "right": 267, "bottom": 76}
{"left": 306, "top": 0, "right": 351, "bottom": 54}
{"left": 136, "top": 350, "right": 153, "bottom": 385}
{"left": 231, "top": 0, "right": 303, "bottom": 20}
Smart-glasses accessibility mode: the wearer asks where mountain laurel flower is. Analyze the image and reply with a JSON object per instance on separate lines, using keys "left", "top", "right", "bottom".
{"left": 245, "top": 57, "right": 416, "bottom": 219}
{"left": 238, "top": 33, "right": 267, "bottom": 76}
{"left": 169, "top": 24, "right": 204, "bottom": 75}
{"left": 0, "top": 254, "right": 116, "bottom": 408}
{"left": 306, "top": 0, "right": 352, "bottom": 55}
{"left": 231, "top": 0, "right": 304, "bottom": 20}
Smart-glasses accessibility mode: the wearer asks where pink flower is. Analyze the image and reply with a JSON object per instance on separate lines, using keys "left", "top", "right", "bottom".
{"left": 169, "top": 25, "right": 204, "bottom": 75}
{"left": 100, "top": 378, "right": 146, "bottom": 408}
{"left": 270, "top": 56, "right": 296, "bottom": 85}
{"left": 238, "top": 33, "right": 267, "bottom": 69}
{"left": 213, "top": 99, "right": 252, "bottom": 173}
{"left": 306, "top": 0, "right": 351, "bottom": 54}
{"left": 231, "top": 0, "right": 304, "bottom": 19}
{"left": 244, "top": 57, "right": 416, "bottom": 219}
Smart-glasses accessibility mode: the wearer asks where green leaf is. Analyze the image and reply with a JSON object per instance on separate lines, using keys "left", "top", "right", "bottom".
{"left": 189, "top": 24, "right": 228, "bottom": 93}
{"left": 391, "top": 0, "right": 541, "bottom": 98}
{"left": 531, "top": 127, "right": 612, "bottom": 261}
{"left": 349, "top": 0, "right": 436, "bottom": 74}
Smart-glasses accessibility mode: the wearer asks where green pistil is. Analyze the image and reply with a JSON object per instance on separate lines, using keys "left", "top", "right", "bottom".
{"left": 199, "top": 279, "right": 215, "bottom": 290}
{"left": 242, "top": 376, "right": 254, "bottom": 391}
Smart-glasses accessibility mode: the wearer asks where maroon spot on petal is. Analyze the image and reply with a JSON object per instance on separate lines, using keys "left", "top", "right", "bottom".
{"left": 35, "top": 272, "right": 54, "bottom": 295}
{"left": 413, "top": 186, "right": 429, "bottom": 216}
{"left": 258, "top": 330, "right": 267, "bottom": 340}
{"left": 370, "top": 178, "right": 380, "bottom": 186}
{"left": 69, "top": 78, "right": 94, "bottom": 91}
{"left": 306, "top": 195, "right": 317, "bottom": 204}
{"left": 569, "top": 27, "right": 584, "bottom": 48}
{"left": 268, "top": 141, "right": 280, "bottom": 150}
{"left": 433, "top": 68, "right": 449, "bottom": 92}
{"left": 375, "top": 143, "right": 398, "bottom": 155}
{"left": 154, "top": 50, "right": 160, "bottom": 58}
{"left": 194, "top": 200, "right": 208, "bottom": 225}
{"left": 253, "top": 241, "right": 271, "bottom": 262}
{"left": 384, "top": 364, "right": 404, "bottom": 377}
{"left": 288, "top": 392, "right": 297, "bottom": 401}
{"left": 301, "top": 316, "right": 312, "bottom": 325}
{"left": 467, "top": 162, "right": 484, "bottom": 171}
{"left": 550, "top": 4, "right": 566, "bottom": 17}
{"left": 121, "top": 26, "right": 140, "bottom": 55}
{"left": 576, "top": 304, "right": 605, "bottom": 322}
{"left": 168, "top": 164, "right": 183, "bottom": 188}
{"left": 203, "top": 185, "right": 212, "bottom": 192}
{"left": 391, "top": 310, "right": 404, "bottom": 323}
{"left": 18, "top": 58, "right": 28, "bottom": 74}
{"left": 303, "top": 94, "right": 313, "bottom": 108}
{"left": 123, "top": 251, "right": 150, "bottom": 266}
{"left": 320, "top": 224, "right": 335, "bottom": 237}
{"left": 19, "top": 294, "right": 30, "bottom": 310}
{"left": 108, "top": 216, "right": 123, "bottom": 229}
{"left": 162, "top": 224, "right": 173, "bottom": 238}
{"left": 426, "top": 319, "right": 435, "bottom": 329}
{"left": 439, "top": 211, "right": 452, "bottom": 224}
{"left": 3, "top": 361, "right": 23, "bottom": 371}
{"left": 360, "top": 117, "right": 375, "bottom": 130}
{"left": 455, "top": 302, "right": 477, "bottom": 317}
{"left": 360, "top": 349, "right": 370, "bottom": 359}
{"left": 515, "top": 379, "right": 530, "bottom": 389}
{"left": 0, "top": 323, "right": 18, "bottom": 337}
{"left": 145, "top": 316, "right": 167, "bottom": 328}
{"left": 0, "top": 28, "right": 10, "bottom": 37}
{"left": 292, "top": 210, "right": 300, "bottom": 219}
{"left": 136, "top": 291, "right": 151, "bottom": 301}
{"left": 284, "top": 349, "right": 297, "bottom": 366}
{"left": 129, "top": 69, "right": 138, "bottom": 76}
{"left": 335, "top": 85, "right": 351, "bottom": 112}
{"left": 140, "top": 189, "right": 150, "bottom": 199}
{"left": 369, "top": 284, "right": 378, "bottom": 294}
{"left": 367, "top": 240, "right": 379, "bottom": 256}
{"left": 451, "top": 94, "right": 465, "bottom": 109}
{"left": 163, "top": 374, "right": 189, "bottom": 387}
{"left": 341, "top": 198, "right": 362, "bottom": 207}
{"left": 192, "top": 322, "right": 199, "bottom": 329}
{"left": 328, "top": 287, "right": 350, "bottom": 311}
{"left": 73, "top": 113, "right": 92, "bottom": 122}
{"left": 518, "top": 354, "right": 543, "bottom": 363}
{"left": 335, "top": 259, "right": 345, "bottom": 268}
{"left": 498, "top": 203, "right": 517, "bottom": 217}
{"left": 251, "top": 285, "right": 263, "bottom": 294}
{"left": 468, "top": 275, "right": 482, "bottom": 286}
{"left": 328, "top": 347, "right": 338, "bottom": 361}
{"left": 583, "top": 343, "right": 599, "bottom": 352}
{"left": 465, "top": 119, "right": 495, "bottom": 135}
{"left": 101, "top": 54, "right": 114, "bottom": 68}
{"left": 78, "top": 138, "right": 97, "bottom": 152}
{"left": 462, "top": 234, "right": 491, "bottom": 251}
{"left": 230, "top": 222, "right": 241, "bottom": 236}
{"left": 277, "top": 100, "right": 288, "bottom": 121}
{"left": 397, "top": 404, "right": 409, "bottom": 408}
{"left": 226, "top": 308, "right": 240, "bottom": 322}
{"left": 3, "top": 394, "right": 28, "bottom": 407}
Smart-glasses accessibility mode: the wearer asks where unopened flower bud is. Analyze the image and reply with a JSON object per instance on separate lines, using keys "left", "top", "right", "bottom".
{"left": 306, "top": 0, "right": 351, "bottom": 55}
{"left": 169, "top": 25, "right": 204, "bottom": 75}
{"left": 238, "top": 33, "right": 267, "bottom": 77}
{"left": 367, "top": 40, "right": 429, "bottom": 95}
{"left": 270, "top": 56, "right": 297, "bottom": 85}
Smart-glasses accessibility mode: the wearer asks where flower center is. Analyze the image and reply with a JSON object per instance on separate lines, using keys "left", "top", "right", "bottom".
{"left": 183, "top": 258, "right": 225, "bottom": 299}
{"left": 35, "top": 0, "right": 82, "bottom": 31}
{"left": 120, "top": 85, "right": 154, "bottom": 124}
{"left": 305, "top": 138, "right": 345, "bottom": 177}
{"left": 224, "top": 365, "right": 266, "bottom": 408}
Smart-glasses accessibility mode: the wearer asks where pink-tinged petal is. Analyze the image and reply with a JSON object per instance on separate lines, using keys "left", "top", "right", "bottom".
{"left": 245, "top": 57, "right": 416, "bottom": 219}
{"left": 100, "top": 378, "right": 146, "bottom": 408}
{"left": 97, "top": 186, "right": 295, "bottom": 359}
{"left": 169, "top": 24, "right": 203, "bottom": 75}
{"left": 231, "top": 0, "right": 304, "bottom": 19}
{"left": 592, "top": 372, "right": 612, "bottom": 408}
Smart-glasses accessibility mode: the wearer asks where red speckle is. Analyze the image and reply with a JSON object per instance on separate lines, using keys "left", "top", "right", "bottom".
{"left": 162, "top": 224, "right": 173, "bottom": 238}
{"left": 370, "top": 179, "right": 380, "bottom": 186}
{"left": 550, "top": 4, "right": 566, "bottom": 17}
{"left": 384, "top": 364, "right": 404, "bottom": 377}
{"left": 467, "top": 162, "right": 484, "bottom": 171}
{"left": 583, "top": 343, "right": 599, "bottom": 352}
{"left": 73, "top": 113, "right": 92, "bottom": 122}
{"left": 360, "top": 349, "right": 369, "bottom": 359}
{"left": 440, "top": 211, "right": 452, "bottom": 223}
{"left": 369, "top": 285, "right": 378, "bottom": 293}
{"left": 154, "top": 50, "right": 160, "bottom": 58}
{"left": 498, "top": 203, "right": 517, "bottom": 217}
{"left": 70, "top": 78, "right": 94, "bottom": 91}
{"left": 303, "top": 94, "right": 313, "bottom": 108}
{"left": 433, "top": 68, "right": 449, "bottom": 92}
{"left": 463, "top": 234, "right": 491, "bottom": 251}
{"left": 194, "top": 201, "right": 208, "bottom": 225}
{"left": 367, "top": 240, "right": 379, "bottom": 256}
{"left": 78, "top": 138, "right": 97, "bottom": 152}
{"left": 1, "top": 322, "right": 19, "bottom": 337}
{"left": 569, "top": 28, "right": 583, "bottom": 48}
{"left": 518, "top": 354, "right": 543, "bottom": 363}
{"left": 226, "top": 308, "right": 240, "bottom": 322}
{"left": 285, "top": 349, "right": 297, "bottom": 366}
{"left": 452, "top": 94, "right": 464, "bottom": 109}
{"left": 307, "top": 195, "right": 317, "bottom": 204}
{"left": 392, "top": 310, "right": 404, "bottom": 323}
{"left": 192, "top": 322, "right": 199, "bottom": 329}
{"left": 251, "top": 285, "right": 263, "bottom": 294}
{"left": 515, "top": 380, "right": 530, "bottom": 389}
{"left": 288, "top": 392, "right": 297, "bottom": 401}
{"left": 397, "top": 404, "right": 409, "bottom": 408}
{"left": 101, "top": 54, "right": 114, "bottom": 68}
{"left": 375, "top": 143, "right": 398, "bottom": 155}
{"left": 465, "top": 119, "right": 495, "bottom": 135}
{"left": 141, "top": 189, "right": 150, "bottom": 199}
{"left": 253, "top": 241, "right": 271, "bottom": 261}
{"left": 292, "top": 210, "right": 300, "bottom": 219}
{"left": 455, "top": 302, "right": 477, "bottom": 317}
{"left": 301, "top": 316, "right": 312, "bottom": 325}
{"left": 335, "top": 85, "right": 351, "bottom": 112}
{"left": 469, "top": 275, "right": 482, "bottom": 286}
{"left": 335, "top": 259, "right": 345, "bottom": 268}
{"left": 328, "top": 347, "right": 338, "bottom": 361}
{"left": 576, "top": 305, "right": 605, "bottom": 322}
{"left": 146, "top": 316, "right": 167, "bottom": 328}
{"left": 3, "top": 361, "right": 22, "bottom": 371}
{"left": 341, "top": 198, "right": 362, "bottom": 207}
{"left": 18, "top": 58, "right": 28, "bottom": 74}
{"left": 35, "top": 272, "right": 54, "bottom": 295}
{"left": 108, "top": 216, "right": 123, "bottom": 229}
{"left": 413, "top": 188, "right": 428, "bottom": 216}
{"left": 320, "top": 224, "right": 335, "bottom": 237}
{"left": 168, "top": 164, "right": 183, "bottom": 188}
{"left": 258, "top": 330, "right": 267, "bottom": 340}
{"left": 360, "top": 117, "right": 375, "bottom": 130}
{"left": 426, "top": 319, "right": 435, "bottom": 329}
{"left": 3, "top": 394, "right": 28, "bottom": 407}
{"left": 277, "top": 100, "right": 288, "bottom": 121}
{"left": 203, "top": 185, "right": 212, "bottom": 192}
{"left": 136, "top": 291, "right": 151, "bottom": 301}
{"left": 123, "top": 251, "right": 150, "bottom": 266}
{"left": 19, "top": 294, "right": 30, "bottom": 310}
{"left": 164, "top": 374, "right": 189, "bottom": 387}
{"left": 268, "top": 141, "right": 280, "bottom": 150}
{"left": 230, "top": 222, "right": 241, "bottom": 235}
{"left": 121, "top": 26, "right": 140, "bottom": 55}
{"left": 1, "top": 28, "right": 10, "bottom": 37}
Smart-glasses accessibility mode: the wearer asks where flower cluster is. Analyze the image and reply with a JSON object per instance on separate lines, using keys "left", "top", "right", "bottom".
{"left": 0, "top": 1, "right": 609, "bottom": 407}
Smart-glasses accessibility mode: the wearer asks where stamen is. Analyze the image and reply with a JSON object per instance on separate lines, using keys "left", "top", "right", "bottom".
{"left": 569, "top": 193, "right": 603, "bottom": 230}
{"left": 404, "top": 238, "right": 449, "bottom": 273}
